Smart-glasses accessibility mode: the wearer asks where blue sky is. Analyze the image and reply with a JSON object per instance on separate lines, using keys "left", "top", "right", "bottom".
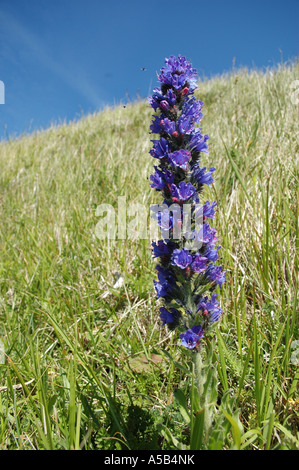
{"left": 0, "top": 0, "right": 298, "bottom": 140}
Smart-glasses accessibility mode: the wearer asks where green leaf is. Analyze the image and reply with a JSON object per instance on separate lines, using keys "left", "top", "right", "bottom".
{"left": 174, "top": 389, "right": 190, "bottom": 425}
{"left": 222, "top": 409, "right": 243, "bottom": 450}
{"left": 190, "top": 410, "right": 205, "bottom": 450}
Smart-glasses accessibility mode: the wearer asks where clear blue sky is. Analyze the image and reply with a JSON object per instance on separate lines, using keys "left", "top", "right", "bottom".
{"left": 0, "top": 0, "right": 298, "bottom": 140}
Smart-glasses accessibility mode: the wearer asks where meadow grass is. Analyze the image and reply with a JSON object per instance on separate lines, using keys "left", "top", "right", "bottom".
{"left": 0, "top": 62, "right": 298, "bottom": 450}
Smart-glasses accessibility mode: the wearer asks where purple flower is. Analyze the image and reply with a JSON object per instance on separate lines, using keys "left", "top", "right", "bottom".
{"left": 150, "top": 168, "right": 165, "bottom": 190}
{"left": 170, "top": 181, "right": 196, "bottom": 201}
{"left": 150, "top": 114, "right": 165, "bottom": 134}
{"left": 153, "top": 264, "right": 183, "bottom": 300}
{"left": 182, "top": 96, "right": 203, "bottom": 123}
{"left": 164, "top": 170, "right": 175, "bottom": 185}
{"left": 180, "top": 325, "right": 204, "bottom": 349}
{"left": 201, "top": 224, "right": 217, "bottom": 246}
{"left": 160, "top": 306, "right": 181, "bottom": 328}
{"left": 188, "top": 129, "right": 209, "bottom": 153}
{"left": 151, "top": 115, "right": 176, "bottom": 135}
{"left": 148, "top": 87, "right": 178, "bottom": 111}
{"left": 190, "top": 254, "right": 208, "bottom": 273}
{"left": 196, "top": 201, "right": 217, "bottom": 220}
{"left": 157, "top": 208, "right": 173, "bottom": 231}
{"left": 168, "top": 149, "right": 192, "bottom": 170}
{"left": 192, "top": 165, "right": 216, "bottom": 186}
{"left": 154, "top": 280, "right": 170, "bottom": 299}
{"left": 209, "top": 308, "right": 222, "bottom": 323}
{"left": 205, "top": 245, "right": 221, "bottom": 262}
{"left": 206, "top": 264, "right": 227, "bottom": 288}
{"left": 151, "top": 199, "right": 184, "bottom": 237}
{"left": 158, "top": 55, "right": 198, "bottom": 93}
{"left": 197, "top": 293, "right": 223, "bottom": 323}
{"left": 171, "top": 248, "right": 193, "bottom": 269}
{"left": 160, "top": 117, "right": 176, "bottom": 135}
{"left": 152, "top": 240, "right": 175, "bottom": 258}
{"left": 165, "top": 88, "right": 177, "bottom": 106}
{"left": 148, "top": 87, "right": 164, "bottom": 111}
{"left": 187, "top": 222, "right": 217, "bottom": 246}
{"left": 150, "top": 137, "right": 170, "bottom": 159}
{"left": 177, "top": 114, "right": 194, "bottom": 135}
{"left": 150, "top": 166, "right": 174, "bottom": 190}
{"left": 197, "top": 293, "right": 219, "bottom": 312}
{"left": 154, "top": 266, "right": 176, "bottom": 299}
{"left": 156, "top": 264, "right": 174, "bottom": 279}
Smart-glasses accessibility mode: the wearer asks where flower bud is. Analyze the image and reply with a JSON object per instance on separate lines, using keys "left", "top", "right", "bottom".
{"left": 160, "top": 100, "right": 169, "bottom": 111}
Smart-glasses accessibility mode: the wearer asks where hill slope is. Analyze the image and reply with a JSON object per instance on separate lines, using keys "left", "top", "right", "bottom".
{"left": 0, "top": 63, "right": 298, "bottom": 450}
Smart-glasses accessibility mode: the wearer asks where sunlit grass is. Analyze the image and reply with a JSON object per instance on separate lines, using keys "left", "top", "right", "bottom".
{"left": 0, "top": 62, "right": 298, "bottom": 449}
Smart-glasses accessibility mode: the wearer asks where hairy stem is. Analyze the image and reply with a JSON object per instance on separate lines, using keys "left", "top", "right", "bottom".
{"left": 193, "top": 350, "right": 204, "bottom": 398}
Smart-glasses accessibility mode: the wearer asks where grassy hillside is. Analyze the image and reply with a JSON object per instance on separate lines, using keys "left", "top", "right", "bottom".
{"left": 0, "top": 62, "right": 298, "bottom": 450}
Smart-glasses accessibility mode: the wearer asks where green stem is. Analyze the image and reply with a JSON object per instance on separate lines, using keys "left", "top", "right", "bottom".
{"left": 193, "top": 349, "right": 213, "bottom": 441}
{"left": 193, "top": 350, "right": 204, "bottom": 400}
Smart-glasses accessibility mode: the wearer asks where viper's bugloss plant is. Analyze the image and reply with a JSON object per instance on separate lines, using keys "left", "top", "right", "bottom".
{"left": 148, "top": 55, "right": 226, "bottom": 351}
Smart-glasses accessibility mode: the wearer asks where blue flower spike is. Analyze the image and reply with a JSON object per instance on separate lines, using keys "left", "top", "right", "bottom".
{"left": 148, "top": 55, "right": 226, "bottom": 350}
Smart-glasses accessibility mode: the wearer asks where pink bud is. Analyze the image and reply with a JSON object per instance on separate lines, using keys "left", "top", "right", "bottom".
{"left": 182, "top": 87, "right": 189, "bottom": 96}
{"left": 172, "top": 197, "right": 180, "bottom": 204}
{"left": 172, "top": 131, "right": 179, "bottom": 137}
{"left": 160, "top": 100, "right": 169, "bottom": 110}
